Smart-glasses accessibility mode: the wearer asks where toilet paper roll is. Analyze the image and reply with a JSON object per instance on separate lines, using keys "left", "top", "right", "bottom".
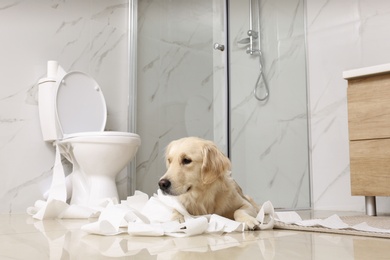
{"left": 46, "top": 60, "right": 67, "bottom": 79}
{"left": 47, "top": 60, "right": 59, "bottom": 78}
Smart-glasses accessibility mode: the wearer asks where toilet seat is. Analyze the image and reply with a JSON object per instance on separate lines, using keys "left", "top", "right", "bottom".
{"left": 63, "top": 131, "right": 140, "bottom": 140}
{"left": 59, "top": 132, "right": 141, "bottom": 147}
{"left": 54, "top": 71, "right": 141, "bottom": 145}
{"left": 64, "top": 131, "right": 140, "bottom": 138}
{"left": 55, "top": 71, "right": 107, "bottom": 137}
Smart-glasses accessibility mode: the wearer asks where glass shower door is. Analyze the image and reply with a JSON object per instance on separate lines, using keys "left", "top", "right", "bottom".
{"left": 135, "top": 0, "right": 310, "bottom": 209}
{"left": 228, "top": 0, "right": 310, "bottom": 209}
{"left": 136, "top": 0, "right": 228, "bottom": 195}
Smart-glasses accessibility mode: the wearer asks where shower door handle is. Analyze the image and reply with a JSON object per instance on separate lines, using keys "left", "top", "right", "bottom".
{"left": 213, "top": 43, "right": 225, "bottom": 51}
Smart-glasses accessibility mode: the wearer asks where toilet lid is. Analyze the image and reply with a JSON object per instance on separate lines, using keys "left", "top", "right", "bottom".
{"left": 55, "top": 71, "right": 107, "bottom": 135}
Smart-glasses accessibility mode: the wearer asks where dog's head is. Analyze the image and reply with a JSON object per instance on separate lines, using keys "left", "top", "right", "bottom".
{"left": 158, "top": 137, "right": 231, "bottom": 196}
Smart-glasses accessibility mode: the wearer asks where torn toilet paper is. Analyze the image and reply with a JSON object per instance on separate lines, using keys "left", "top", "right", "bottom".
{"left": 81, "top": 190, "right": 275, "bottom": 237}
{"left": 28, "top": 189, "right": 275, "bottom": 237}
{"left": 275, "top": 211, "right": 390, "bottom": 234}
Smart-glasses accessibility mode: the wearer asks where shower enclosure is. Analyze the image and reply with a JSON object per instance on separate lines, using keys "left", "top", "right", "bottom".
{"left": 134, "top": 0, "right": 310, "bottom": 209}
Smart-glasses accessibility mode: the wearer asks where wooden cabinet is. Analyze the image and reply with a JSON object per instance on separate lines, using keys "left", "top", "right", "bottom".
{"left": 345, "top": 65, "right": 390, "bottom": 215}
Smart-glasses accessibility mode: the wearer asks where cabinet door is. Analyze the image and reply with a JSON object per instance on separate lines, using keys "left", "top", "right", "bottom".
{"left": 350, "top": 139, "right": 390, "bottom": 196}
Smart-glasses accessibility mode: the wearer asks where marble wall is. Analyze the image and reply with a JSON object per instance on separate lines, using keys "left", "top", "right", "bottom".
{"left": 307, "top": 0, "right": 390, "bottom": 212}
{"left": 0, "top": 0, "right": 130, "bottom": 213}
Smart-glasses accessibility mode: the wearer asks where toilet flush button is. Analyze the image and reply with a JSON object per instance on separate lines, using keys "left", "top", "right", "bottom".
{"left": 94, "top": 86, "right": 100, "bottom": 91}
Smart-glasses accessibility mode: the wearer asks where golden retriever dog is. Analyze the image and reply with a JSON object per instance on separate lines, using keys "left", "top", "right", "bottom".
{"left": 158, "top": 137, "right": 260, "bottom": 230}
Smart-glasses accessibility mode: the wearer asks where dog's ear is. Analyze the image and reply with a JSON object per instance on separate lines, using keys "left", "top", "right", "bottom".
{"left": 201, "top": 142, "right": 231, "bottom": 184}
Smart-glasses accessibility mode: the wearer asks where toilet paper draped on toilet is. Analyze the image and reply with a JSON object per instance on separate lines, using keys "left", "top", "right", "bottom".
{"left": 27, "top": 143, "right": 113, "bottom": 219}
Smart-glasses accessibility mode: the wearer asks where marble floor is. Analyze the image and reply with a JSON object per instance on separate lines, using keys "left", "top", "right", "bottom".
{"left": 1, "top": 211, "right": 389, "bottom": 259}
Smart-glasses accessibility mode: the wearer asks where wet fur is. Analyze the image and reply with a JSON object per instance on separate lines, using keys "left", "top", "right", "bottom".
{"left": 158, "top": 137, "right": 260, "bottom": 230}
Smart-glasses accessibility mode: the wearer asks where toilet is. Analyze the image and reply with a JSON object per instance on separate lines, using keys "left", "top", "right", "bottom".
{"left": 38, "top": 61, "right": 141, "bottom": 206}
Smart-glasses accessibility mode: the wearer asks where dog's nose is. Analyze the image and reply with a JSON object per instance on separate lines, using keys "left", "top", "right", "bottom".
{"left": 158, "top": 179, "right": 171, "bottom": 191}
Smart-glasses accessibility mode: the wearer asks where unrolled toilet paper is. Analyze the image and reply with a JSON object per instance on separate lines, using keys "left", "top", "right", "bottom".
{"left": 27, "top": 143, "right": 275, "bottom": 236}
{"left": 27, "top": 143, "right": 103, "bottom": 220}
{"left": 80, "top": 190, "right": 275, "bottom": 237}
{"left": 28, "top": 182, "right": 275, "bottom": 237}
{"left": 275, "top": 211, "right": 390, "bottom": 234}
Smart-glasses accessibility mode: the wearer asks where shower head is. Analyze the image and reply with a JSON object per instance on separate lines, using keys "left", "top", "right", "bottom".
{"left": 237, "top": 37, "right": 250, "bottom": 44}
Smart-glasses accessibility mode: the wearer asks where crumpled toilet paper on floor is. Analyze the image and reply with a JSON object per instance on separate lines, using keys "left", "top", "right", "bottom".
{"left": 80, "top": 191, "right": 275, "bottom": 237}
{"left": 28, "top": 189, "right": 275, "bottom": 237}
{"left": 275, "top": 211, "right": 390, "bottom": 234}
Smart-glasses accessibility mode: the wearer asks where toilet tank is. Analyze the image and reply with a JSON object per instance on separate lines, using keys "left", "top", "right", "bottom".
{"left": 38, "top": 78, "right": 61, "bottom": 141}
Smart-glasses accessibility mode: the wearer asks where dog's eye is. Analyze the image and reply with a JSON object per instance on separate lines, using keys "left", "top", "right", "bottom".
{"left": 167, "top": 158, "right": 172, "bottom": 164}
{"left": 182, "top": 158, "right": 192, "bottom": 165}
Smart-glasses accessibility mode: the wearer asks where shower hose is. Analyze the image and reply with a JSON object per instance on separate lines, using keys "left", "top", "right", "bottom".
{"left": 253, "top": 50, "right": 269, "bottom": 101}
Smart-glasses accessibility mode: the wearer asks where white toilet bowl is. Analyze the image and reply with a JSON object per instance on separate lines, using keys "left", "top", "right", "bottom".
{"left": 38, "top": 61, "right": 140, "bottom": 206}
{"left": 59, "top": 132, "right": 140, "bottom": 205}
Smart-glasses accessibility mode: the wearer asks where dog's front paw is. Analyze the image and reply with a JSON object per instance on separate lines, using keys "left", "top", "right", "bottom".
{"left": 244, "top": 217, "right": 260, "bottom": 230}
{"left": 236, "top": 215, "right": 260, "bottom": 230}
{"left": 171, "top": 209, "right": 185, "bottom": 223}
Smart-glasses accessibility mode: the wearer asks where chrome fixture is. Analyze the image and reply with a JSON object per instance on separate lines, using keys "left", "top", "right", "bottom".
{"left": 244, "top": 0, "right": 269, "bottom": 101}
{"left": 213, "top": 43, "right": 225, "bottom": 52}
{"left": 247, "top": 29, "right": 258, "bottom": 38}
